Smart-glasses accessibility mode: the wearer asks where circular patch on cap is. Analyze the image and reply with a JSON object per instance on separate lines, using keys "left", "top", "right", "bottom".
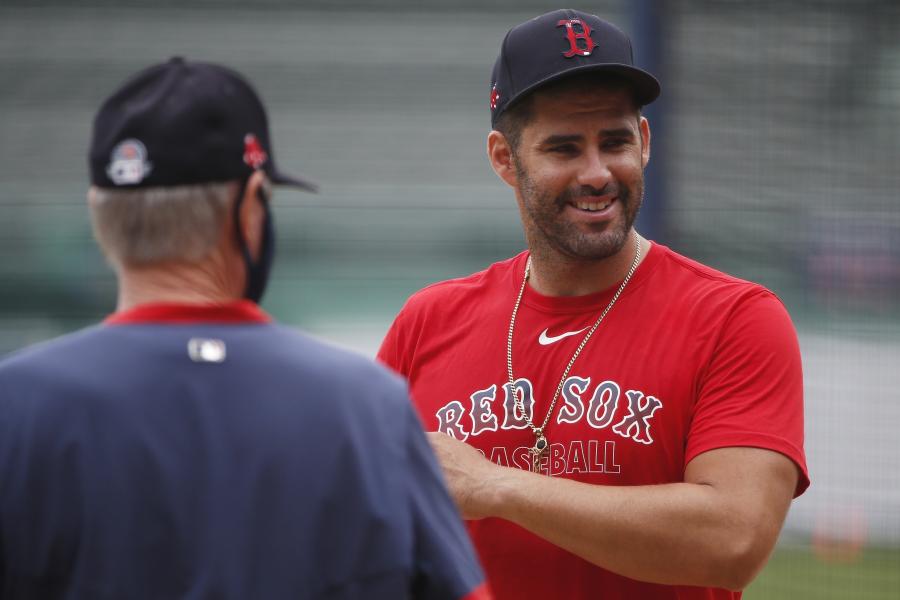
{"left": 106, "top": 139, "right": 153, "bottom": 185}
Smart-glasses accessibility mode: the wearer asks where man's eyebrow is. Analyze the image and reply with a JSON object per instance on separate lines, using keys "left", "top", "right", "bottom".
{"left": 539, "top": 134, "right": 583, "bottom": 146}
{"left": 599, "top": 128, "right": 636, "bottom": 138}
{"left": 539, "top": 128, "right": 636, "bottom": 146}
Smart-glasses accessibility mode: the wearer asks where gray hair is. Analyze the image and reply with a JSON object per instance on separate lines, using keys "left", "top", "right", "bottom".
{"left": 88, "top": 181, "right": 239, "bottom": 266}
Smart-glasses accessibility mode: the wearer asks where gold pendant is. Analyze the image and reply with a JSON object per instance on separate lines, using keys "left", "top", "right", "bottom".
{"left": 530, "top": 434, "right": 548, "bottom": 473}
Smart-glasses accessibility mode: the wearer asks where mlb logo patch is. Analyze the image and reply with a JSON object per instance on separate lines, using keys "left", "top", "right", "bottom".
{"left": 187, "top": 338, "right": 227, "bottom": 363}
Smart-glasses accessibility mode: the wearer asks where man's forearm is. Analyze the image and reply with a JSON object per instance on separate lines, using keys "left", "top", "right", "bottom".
{"left": 472, "top": 448, "right": 797, "bottom": 591}
{"left": 427, "top": 434, "right": 797, "bottom": 591}
{"left": 487, "top": 470, "right": 747, "bottom": 589}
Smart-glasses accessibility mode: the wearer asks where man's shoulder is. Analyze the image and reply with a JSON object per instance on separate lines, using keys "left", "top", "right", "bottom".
{"left": 0, "top": 325, "right": 120, "bottom": 420}
{"left": 399, "top": 252, "right": 525, "bottom": 317}
{"left": 273, "top": 327, "right": 407, "bottom": 391}
{"left": 0, "top": 325, "right": 107, "bottom": 377}
{"left": 654, "top": 243, "right": 774, "bottom": 298}
{"left": 0, "top": 322, "right": 404, "bottom": 397}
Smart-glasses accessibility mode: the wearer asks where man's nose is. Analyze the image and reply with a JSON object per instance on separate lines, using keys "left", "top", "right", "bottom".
{"left": 576, "top": 148, "right": 613, "bottom": 192}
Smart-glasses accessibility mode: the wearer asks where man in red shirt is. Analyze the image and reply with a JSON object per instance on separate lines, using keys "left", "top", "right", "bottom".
{"left": 378, "top": 9, "right": 808, "bottom": 600}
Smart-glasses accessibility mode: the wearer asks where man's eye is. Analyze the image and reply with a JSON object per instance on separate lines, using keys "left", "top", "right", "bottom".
{"left": 550, "top": 145, "right": 577, "bottom": 154}
{"left": 603, "top": 138, "right": 628, "bottom": 149}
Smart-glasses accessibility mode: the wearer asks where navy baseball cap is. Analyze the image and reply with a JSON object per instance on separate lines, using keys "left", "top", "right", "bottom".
{"left": 89, "top": 57, "right": 317, "bottom": 192}
{"left": 489, "top": 9, "right": 660, "bottom": 127}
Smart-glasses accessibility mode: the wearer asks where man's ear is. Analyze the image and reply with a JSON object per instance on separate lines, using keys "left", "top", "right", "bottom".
{"left": 639, "top": 116, "right": 651, "bottom": 169}
{"left": 487, "top": 130, "right": 519, "bottom": 189}
{"left": 237, "top": 170, "right": 269, "bottom": 261}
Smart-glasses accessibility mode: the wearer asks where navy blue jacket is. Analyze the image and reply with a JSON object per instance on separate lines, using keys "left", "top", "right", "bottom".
{"left": 0, "top": 303, "right": 488, "bottom": 600}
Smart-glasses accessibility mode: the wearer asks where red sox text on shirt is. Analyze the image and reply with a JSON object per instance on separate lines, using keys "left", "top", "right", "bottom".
{"left": 434, "top": 376, "right": 663, "bottom": 476}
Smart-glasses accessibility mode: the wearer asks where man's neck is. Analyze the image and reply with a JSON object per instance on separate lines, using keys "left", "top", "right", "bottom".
{"left": 115, "top": 261, "right": 243, "bottom": 312}
{"left": 526, "top": 232, "right": 649, "bottom": 297}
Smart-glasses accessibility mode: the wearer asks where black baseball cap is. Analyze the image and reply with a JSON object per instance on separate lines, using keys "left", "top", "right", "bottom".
{"left": 489, "top": 9, "right": 660, "bottom": 127}
{"left": 89, "top": 57, "right": 316, "bottom": 192}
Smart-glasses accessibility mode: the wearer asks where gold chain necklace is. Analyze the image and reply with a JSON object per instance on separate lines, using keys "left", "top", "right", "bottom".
{"left": 506, "top": 235, "right": 642, "bottom": 473}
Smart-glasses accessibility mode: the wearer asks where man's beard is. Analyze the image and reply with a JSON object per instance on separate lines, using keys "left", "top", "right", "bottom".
{"left": 516, "top": 164, "right": 642, "bottom": 261}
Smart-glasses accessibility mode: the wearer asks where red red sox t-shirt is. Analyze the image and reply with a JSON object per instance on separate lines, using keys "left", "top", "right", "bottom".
{"left": 378, "top": 243, "right": 809, "bottom": 600}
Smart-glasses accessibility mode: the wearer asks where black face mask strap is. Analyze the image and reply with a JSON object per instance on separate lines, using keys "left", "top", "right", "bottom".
{"left": 232, "top": 177, "right": 276, "bottom": 303}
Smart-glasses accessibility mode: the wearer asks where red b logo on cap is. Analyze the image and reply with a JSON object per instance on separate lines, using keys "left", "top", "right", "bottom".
{"left": 243, "top": 134, "right": 268, "bottom": 169}
{"left": 490, "top": 85, "right": 501, "bottom": 110}
{"left": 557, "top": 18, "right": 596, "bottom": 58}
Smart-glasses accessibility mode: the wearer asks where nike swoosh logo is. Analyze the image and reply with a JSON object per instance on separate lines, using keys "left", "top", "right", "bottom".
{"left": 538, "top": 327, "right": 589, "bottom": 346}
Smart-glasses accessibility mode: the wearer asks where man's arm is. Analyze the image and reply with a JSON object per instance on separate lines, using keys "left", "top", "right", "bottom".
{"left": 428, "top": 434, "right": 798, "bottom": 591}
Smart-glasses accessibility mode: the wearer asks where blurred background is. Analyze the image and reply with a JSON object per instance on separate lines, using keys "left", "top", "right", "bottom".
{"left": 1, "top": 0, "right": 898, "bottom": 596}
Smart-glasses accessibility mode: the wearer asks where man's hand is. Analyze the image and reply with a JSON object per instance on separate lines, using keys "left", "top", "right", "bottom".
{"left": 426, "top": 432, "right": 510, "bottom": 520}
